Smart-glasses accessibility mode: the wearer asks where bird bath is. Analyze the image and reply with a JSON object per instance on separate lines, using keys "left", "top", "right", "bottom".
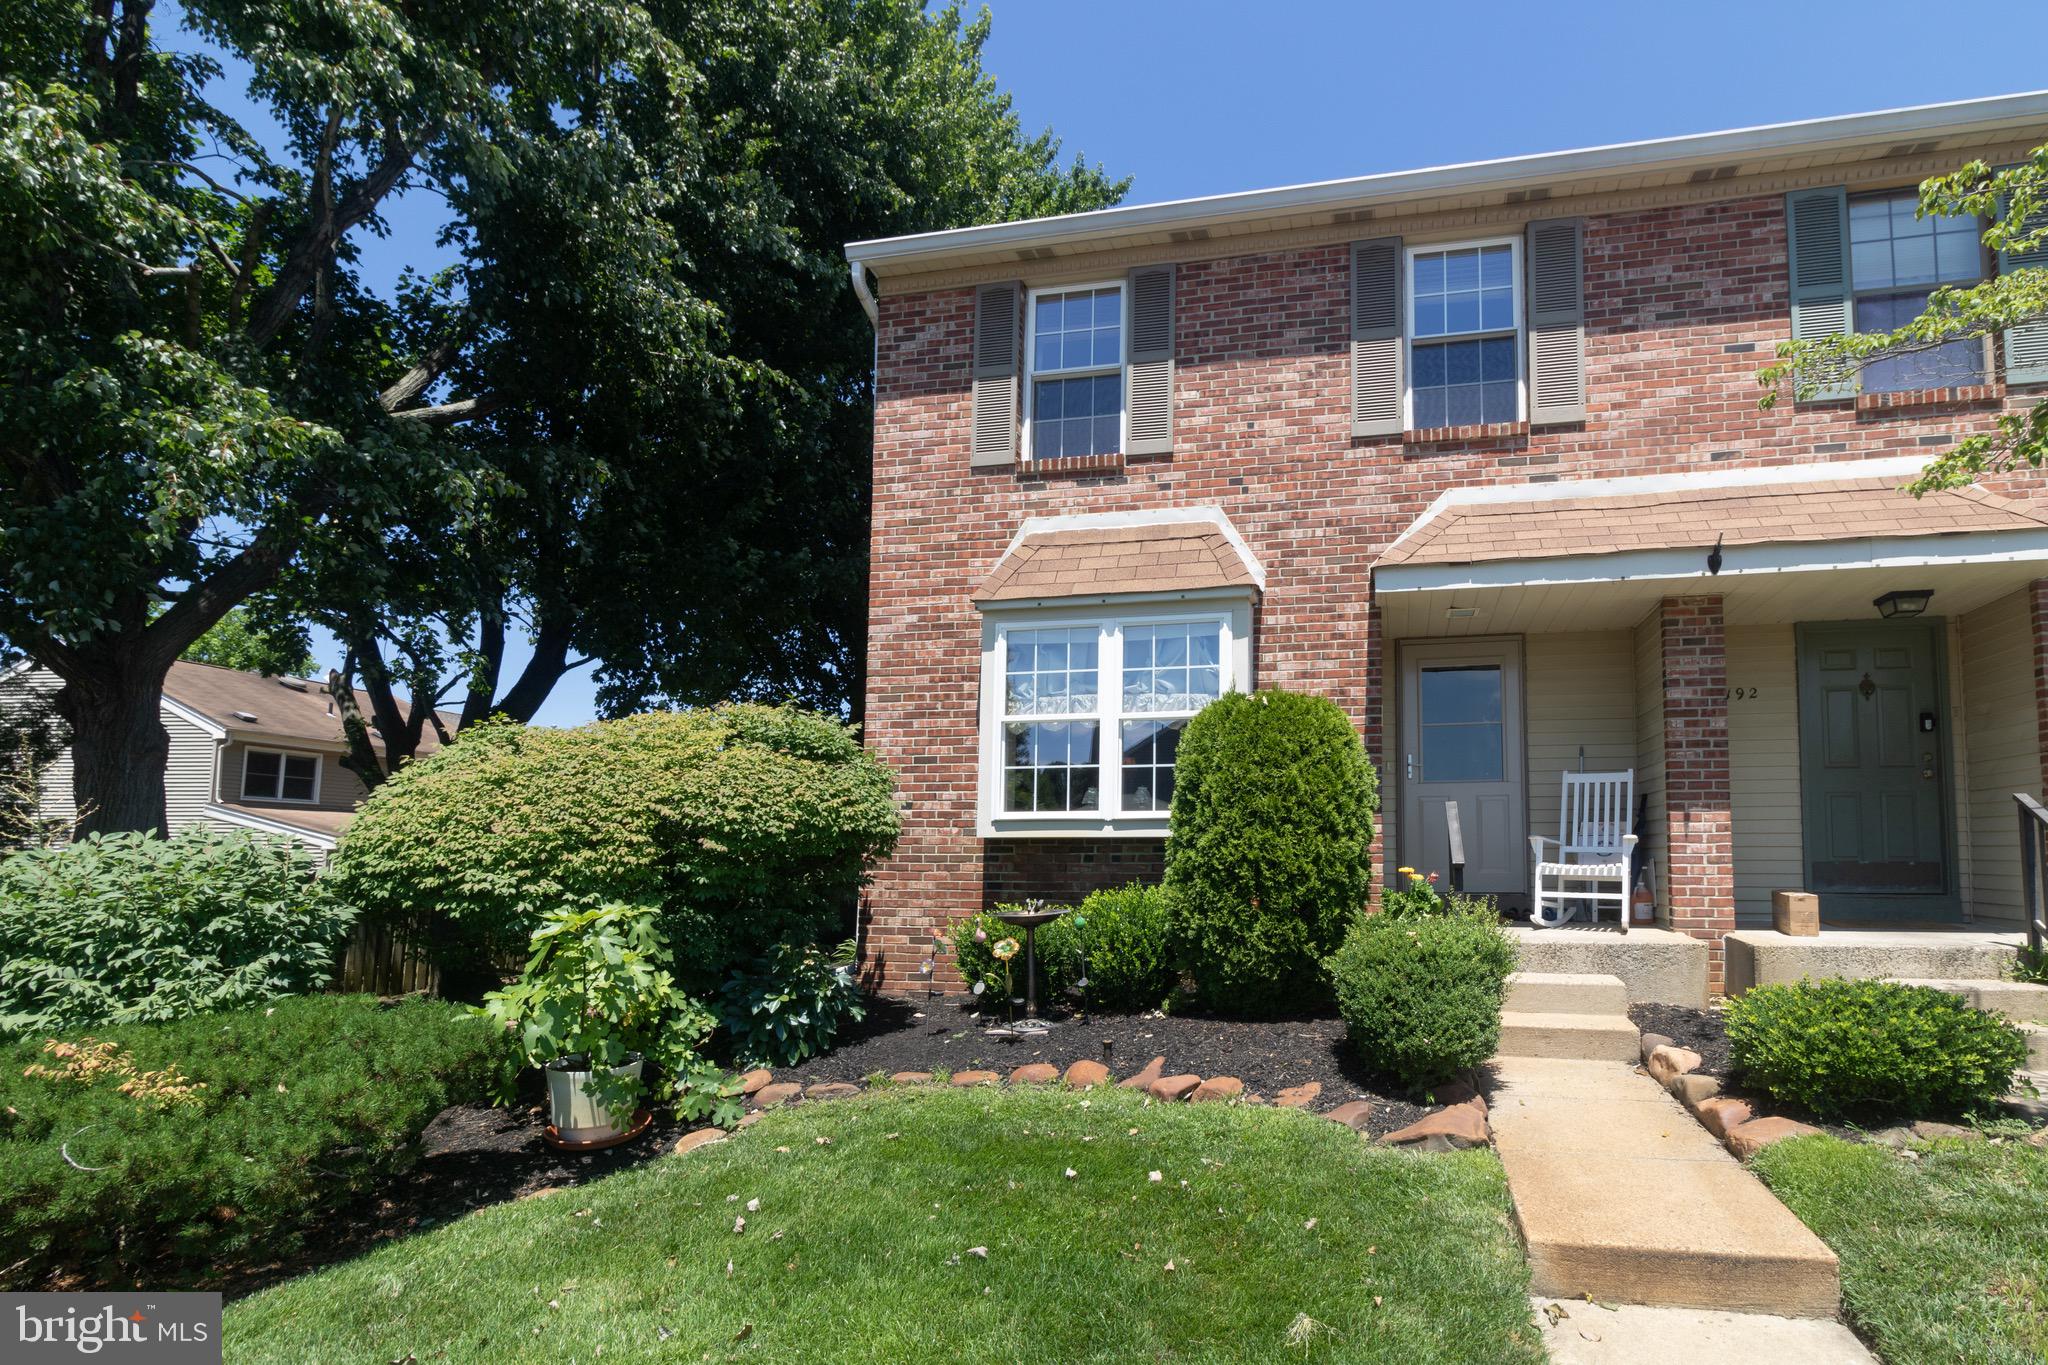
{"left": 990, "top": 904, "right": 1069, "bottom": 1030}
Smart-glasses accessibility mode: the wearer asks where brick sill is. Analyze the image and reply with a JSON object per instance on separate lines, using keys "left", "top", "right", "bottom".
{"left": 1855, "top": 385, "right": 2004, "bottom": 415}
{"left": 1018, "top": 451, "right": 1125, "bottom": 478}
{"left": 1403, "top": 421, "right": 1529, "bottom": 446}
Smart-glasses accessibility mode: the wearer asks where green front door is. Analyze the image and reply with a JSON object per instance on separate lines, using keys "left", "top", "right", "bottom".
{"left": 1795, "top": 620, "right": 1957, "bottom": 921}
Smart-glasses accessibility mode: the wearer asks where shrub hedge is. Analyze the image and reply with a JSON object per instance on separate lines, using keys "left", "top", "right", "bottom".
{"left": 1326, "top": 907, "right": 1515, "bottom": 1092}
{"left": 1726, "top": 978, "right": 2028, "bottom": 1122}
{"left": 1069, "top": 883, "right": 1180, "bottom": 1012}
{"left": 327, "top": 707, "right": 899, "bottom": 990}
{"left": 0, "top": 830, "right": 355, "bottom": 1036}
{"left": 1165, "top": 690, "right": 1377, "bottom": 1015}
{"left": 0, "top": 995, "right": 502, "bottom": 1287}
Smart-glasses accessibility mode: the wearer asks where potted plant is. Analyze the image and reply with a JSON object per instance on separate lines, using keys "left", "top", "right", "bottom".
{"left": 480, "top": 902, "right": 741, "bottom": 1147}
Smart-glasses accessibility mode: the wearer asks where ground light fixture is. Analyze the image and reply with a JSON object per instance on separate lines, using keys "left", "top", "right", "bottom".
{"left": 1873, "top": 589, "right": 1934, "bottom": 619}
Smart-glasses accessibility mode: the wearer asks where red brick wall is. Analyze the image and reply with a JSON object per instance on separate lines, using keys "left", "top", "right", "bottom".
{"left": 861, "top": 192, "right": 2039, "bottom": 994}
{"left": 1658, "top": 595, "right": 1735, "bottom": 992}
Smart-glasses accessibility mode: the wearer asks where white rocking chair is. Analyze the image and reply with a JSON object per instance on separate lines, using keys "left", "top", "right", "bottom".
{"left": 1529, "top": 770, "right": 1638, "bottom": 929}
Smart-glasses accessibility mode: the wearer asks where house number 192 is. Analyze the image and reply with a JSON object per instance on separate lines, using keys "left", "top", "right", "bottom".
{"left": 1725, "top": 687, "right": 1758, "bottom": 701}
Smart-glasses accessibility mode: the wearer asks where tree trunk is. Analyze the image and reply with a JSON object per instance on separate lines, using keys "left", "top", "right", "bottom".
{"left": 55, "top": 666, "right": 172, "bottom": 837}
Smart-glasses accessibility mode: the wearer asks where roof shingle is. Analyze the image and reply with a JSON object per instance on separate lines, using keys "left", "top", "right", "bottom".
{"left": 974, "top": 523, "right": 1260, "bottom": 603}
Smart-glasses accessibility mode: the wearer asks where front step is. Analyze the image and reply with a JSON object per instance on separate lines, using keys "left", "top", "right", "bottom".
{"left": 1497, "top": 1010, "right": 1640, "bottom": 1062}
{"left": 1507, "top": 971, "right": 1629, "bottom": 1015}
{"left": 2026, "top": 1024, "right": 2048, "bottom": 1071}
{"left": 1889, "top": 977, "right": 2048, "bottom": 1024}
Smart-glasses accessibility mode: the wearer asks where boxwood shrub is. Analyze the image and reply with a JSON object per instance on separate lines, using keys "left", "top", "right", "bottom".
{"left": 328, "top": 707, "right": 899, "bottom": 990}
{"left": 951, "top": 885, "right": 1181, "bottom": 1016}
{"left": 1165, "top": 690, "right": 1377, "bottom": 1015}
{"left": 0, "top": 994, "right": 502, "bottom": 1288}
{"left": 1326, "top": 907, "right": 1515, "bottom": 1092}
{"left": 1725, "top": 978, "right": 2028, "bottom": 1122}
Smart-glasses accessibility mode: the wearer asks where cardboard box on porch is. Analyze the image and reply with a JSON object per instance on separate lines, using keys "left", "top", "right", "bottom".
{"left": 1772, "top": 890, "right": 1820, "bottom": 937}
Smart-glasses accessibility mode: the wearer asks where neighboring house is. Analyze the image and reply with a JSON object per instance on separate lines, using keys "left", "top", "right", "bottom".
{"left": 845, "top": 92, "right": 2048, "bottom": 997}
{"left": 1, "top": 660, "right": 453, "bottom": 854}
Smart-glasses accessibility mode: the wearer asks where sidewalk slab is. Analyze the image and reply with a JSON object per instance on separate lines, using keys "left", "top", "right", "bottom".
{"left": 1533, "top": 1297, "right": 1874, "bottom": 1364}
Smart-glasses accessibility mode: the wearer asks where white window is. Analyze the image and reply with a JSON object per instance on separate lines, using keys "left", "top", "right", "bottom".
{"left": 1849, "top": 190, "right": 1986, "bottom": 393}
{"left": 1406, "top": 238, "right": 1522, "bottom": 428}
{"left": 242, "top": 748, "right": 320, "bottom": 803}
{"left": 1024, "top": 282, "right": 1125, "bottom": 459}
{"left": 983, "top": 608, "right": 1246, "bottom": 834}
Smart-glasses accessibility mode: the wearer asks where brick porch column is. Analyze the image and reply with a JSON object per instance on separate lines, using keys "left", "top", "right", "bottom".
{"left": 1659, "top": 595, "right": 1735, "bottom": 994}
{"left": 2031, "top": 579, "right": 2048, "bottom": 779}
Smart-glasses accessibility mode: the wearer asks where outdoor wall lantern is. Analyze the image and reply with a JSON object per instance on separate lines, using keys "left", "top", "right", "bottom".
{"left": 1873, "top": 589, "right": 1934, "bottom": 619}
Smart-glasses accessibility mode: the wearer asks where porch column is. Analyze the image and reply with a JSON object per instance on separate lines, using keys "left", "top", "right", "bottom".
{"left": 1659, "top": 594, "right": 1735, "bottom": 994}
{"left": 2033, "top": 579, "right": 2048, "bottom": 781}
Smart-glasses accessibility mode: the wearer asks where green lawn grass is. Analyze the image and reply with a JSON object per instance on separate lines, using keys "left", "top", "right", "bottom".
{"left": 225, "top": 1085, "right": 1541, "bottom": 1364}
{"left": 1752, "top": 1133, "right": 2048, "bottom": 1365}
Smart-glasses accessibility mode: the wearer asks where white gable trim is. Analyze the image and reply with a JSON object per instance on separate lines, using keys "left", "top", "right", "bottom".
{"left": 202, "top": 803, "right": 339, "bottom": 851}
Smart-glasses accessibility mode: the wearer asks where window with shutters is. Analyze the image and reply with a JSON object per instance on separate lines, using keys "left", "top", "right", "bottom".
{"left": 1406, "top": 238, "right": 1523, "bottom": 428}
{"left": 1849, "top": 191, "right": 1986, "bottom": 392}
{"left": 242, "top": 747, "right": 320, "bottom": 803}
{"left": 1024, "top": 283, "right": 1125, "bottom": 459}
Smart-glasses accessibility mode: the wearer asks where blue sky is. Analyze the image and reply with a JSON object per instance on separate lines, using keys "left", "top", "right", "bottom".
{"left": 167, "top": 0, "right": 2048, "bottom": 725}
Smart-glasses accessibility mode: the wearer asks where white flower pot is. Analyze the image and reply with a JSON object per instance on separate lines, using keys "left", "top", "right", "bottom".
{"left": 543, "top": 1053, "right": 644, "bottom": 1143}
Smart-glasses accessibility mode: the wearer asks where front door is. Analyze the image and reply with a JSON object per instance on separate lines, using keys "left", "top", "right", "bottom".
{"left": 1399, "top": 639, "right": 1527, "bottom": 904}
{"left": 1795, "top": 620, "right": 1956, "bottom": 920}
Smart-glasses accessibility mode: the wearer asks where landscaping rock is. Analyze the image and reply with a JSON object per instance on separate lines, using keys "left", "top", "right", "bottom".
{"left": 1008, "top": 1063, "right": 1059, "bottom": 1085}
{"left": 888, "top": 1071, "right": 932, "bottom": 1084}
{"left": 1118, "top": 1056, "right": 1166, "bottom": 1091}
{"left": 1324, "top": 1100, "right": 1374, "bottom": 1131}
{"left": 1149, "top": 1074, "right": 1202, "bottom": 1103}
{"left": 950, "top": 1070, "right": 998, "bottom": 1087}
{"left": 1866, "top": 1125, "right": 1915, "bottom": 1150}
{"left": 739, "top": 1068, "right": 775, "bottom": 1096}
{"left": 1191, "top": 1077, "right": 1243, "bottom": 1103}
{"left": 673, "top": 1128, "right": 727, "bottom": 1156}
{"left": 1694, "top": 1096, "right": 1752, "bottom": 1140}
{"left": 1275, "top": 1081, "right": 1322, "bottom": 1109}
{"left": 1725, "top": 1115, "right": 1823, "bottom": 1159}
{"left": 1645, "top": 1044, "right": 1703, "bottom": 1087}
{"left": 1909, "top": 1120, "right": 1979, "bottom": 1142}
{"left": 1638, "top": 1032, "right": 1674, "bottom": 1065}
{"left": 752, "top": 1082, "right": 801, "bottom": 1109}
{"left": 805, "top": 1082, "right": 861, "bottom": 1101}
{"left": 736, "top": 1112, "right": 763, "bottom": 1130}
{"left": 1432, "top": 1078, "right": 1481, "bottom": 1108}
{"left": 1671, "top": 1073, "right": 1722, "bottom": 1110}
{"left": 1382, "top": 1100, "right": 1489, "bottom": 1149}
{"left": 1062, "top": 1060, "right": 1109, "bottom": 1088}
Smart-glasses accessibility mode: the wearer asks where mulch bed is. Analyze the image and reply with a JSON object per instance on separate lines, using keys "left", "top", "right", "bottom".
{"left": 1629, "top": 1002, "right": 1733, "bottom": 1077}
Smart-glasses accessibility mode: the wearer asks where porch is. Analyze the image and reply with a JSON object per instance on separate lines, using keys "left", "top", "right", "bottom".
{"left": 1373, "top": 458, "right": 2048, "bottom": 995}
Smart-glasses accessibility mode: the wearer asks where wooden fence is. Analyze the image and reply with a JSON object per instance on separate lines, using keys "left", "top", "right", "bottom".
{"left": 333, "top": 920, "right": 441, "bottom": 996}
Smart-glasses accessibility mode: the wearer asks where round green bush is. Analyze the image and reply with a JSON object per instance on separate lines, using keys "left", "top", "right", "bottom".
{"left": 1725, "top": 978, "right": 2029, "bottom": 1122}
{"left": 328, "top": 707, "right": 899, "bottom": 990}
{"left": 1326, "top": 909, "right": 1516, "bottom": 1092}
{"left": 1164, "top": 690, "right": 1377, "bottom": 1015}
{"left": 0, "top": 829, "right": 355, "bottom": 1035}
{"left": 1070, "top": 883, "right": 1179, "bottom": 1012}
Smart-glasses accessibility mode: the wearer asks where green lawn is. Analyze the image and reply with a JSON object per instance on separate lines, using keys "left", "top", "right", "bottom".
{"left": 1752, "top": 1133, "right": 2048, "bottom": 1365}
{"left": 226, "top": 1086, "right": 1541, "bottom": 1364}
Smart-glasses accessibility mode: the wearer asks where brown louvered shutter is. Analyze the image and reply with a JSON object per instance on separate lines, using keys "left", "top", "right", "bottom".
{"left": 1998, "top": 192, "right": 2048, "bottom": 385}
{"left": 1350, "top": 237, "right": 1403, "bottom": 437}
{"left": 971, "top": 282, "right": 1022, "bottom": 466}
{"left": 1126, "top": 264, "right": 1176, "bottom": 456}
{"left": 1526, "top": 218, "right": 1586, "bottom": 424}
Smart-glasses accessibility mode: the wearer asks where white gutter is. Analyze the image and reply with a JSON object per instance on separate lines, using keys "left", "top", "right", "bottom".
{"left": 844, "top": 90, "right": 2048, "bottom": 272}
{"left": 848, "top": 260, "right": 878, "bottom": 326}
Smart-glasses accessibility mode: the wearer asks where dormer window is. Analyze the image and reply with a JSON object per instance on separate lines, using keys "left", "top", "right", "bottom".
{"left": 243, "top": 748, "right": 319, "bottom": 803}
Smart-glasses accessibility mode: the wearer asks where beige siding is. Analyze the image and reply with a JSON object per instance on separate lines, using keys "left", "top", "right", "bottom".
{"left": 162, "top": 711, "right": 223, "bottom": 835}
{"left": 1632, "top": 610, "right": 1668, "bottom": 919}
{"left": 1525, "top": 631, "right": 1637, "bottom": 847}
{"left": 223, "top": 741, "right": 367, "bottom": 813}
{"left": 0, "top": 667, "right": 73, "bottom": 831}
{"left": 1727, "top": 625, "right": 1802, "bottom": 927}
{"left": 1958, "top": 589, "right": 2042, "bottom": 924}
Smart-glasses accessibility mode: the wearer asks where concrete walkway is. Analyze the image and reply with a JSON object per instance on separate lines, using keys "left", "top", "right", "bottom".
{"left": 1532, "top": 1298, "right": 1874, "bottom": 1363}
{"left": 1488, "top": 1056, "right": 1840, "bottom": 1319}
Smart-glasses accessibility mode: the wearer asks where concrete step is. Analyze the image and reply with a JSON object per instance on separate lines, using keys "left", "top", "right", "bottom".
{"left": 1497, "top": 1010, "right": 1641, "bottom": 1062}
{"left": 1507, "top": 971, "right": 1630, "bottom": 1016}
{"left": 1491, "top": 1057, "right": 1840, "bottom": 1319}
{"left": 1889, "top": 977, "right": 2048, "bottom": 1023}
{"left": 1505, "top": 926, "right": 1709, "bottom": 1007}
{"left": 2025, "top": 1023, "right": 2048, "bottom": 1072}
{"left": 1726, "top": 928, "right": 2025, "bottom": 996}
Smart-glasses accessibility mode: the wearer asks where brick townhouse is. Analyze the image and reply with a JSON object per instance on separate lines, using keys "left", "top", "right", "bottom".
{"left": 845, "top": 93, "right": 2048, "bottom": 998}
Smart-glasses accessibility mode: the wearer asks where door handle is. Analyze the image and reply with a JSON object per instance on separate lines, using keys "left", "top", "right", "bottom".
{"left": 1921, "top": 752, "right": 1935, "bottom": 780}
{"left": 1406, "top": 753, "right": 1414, "bottom": 782}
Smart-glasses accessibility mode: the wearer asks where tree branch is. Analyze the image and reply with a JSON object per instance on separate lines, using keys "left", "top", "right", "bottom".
{"left": 389, "top": 394, "right": 504, "bottom": 425}
{"left": 494, "top": 613, "right": 574, "bottom": 724}
{"left": 327, "top": 657, "right": 387, "bottom": 791}
{"left": 378, "top": 324, "right": 470, "bottom": 413}
{"left": 141, "top": 531, "right": 292, "bottom": 671}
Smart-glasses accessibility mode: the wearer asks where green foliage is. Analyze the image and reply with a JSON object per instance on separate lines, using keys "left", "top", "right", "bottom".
{"left": 1326, "top": 908, "right": 1517, "bottom": 1092}
{"left": 0, "top": 995, "right": 501, "bottom": 1287}
{"left": 2010, "top": 945, "right": 2048, "bottom": 987}
{"left": 1164, "top": 690, "right": 1379, "bottom": 1015}
{"left": 0, "top": 829, "right": 356, "bottom": 1035}
{"left": 718, "top": 940, "right": 866, "bottom": 1069}
{"left": 479, "top": 903, "right": 738, "bottom": 1125}
{"left": 1760, "top": 144, "right": 2048, "bottom": 492}
{"left": 179, "top": 606, "right": 315, "bottom": 678}
{"left": 1727, "top": 978, "right": 2030, "bottom": 1122}
{"left": 328, "top": 707, "right": 899, "bottom": 986}
{"left": 1379, "top": 867, "right": 1497, "bottom": 921}
{"left": 951, "top": 909, "right": 1070, "bottom": 1008}
{"left": 1069, "top": 883, "right": 1181, "bottom": 1012}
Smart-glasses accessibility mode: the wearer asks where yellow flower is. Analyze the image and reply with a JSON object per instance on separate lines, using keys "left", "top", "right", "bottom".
{"left": 1396, "top": 866, "right": 1415, "bottom": 876}
{"left": 992, "top": 937, "right": 1020, "bottom": 962}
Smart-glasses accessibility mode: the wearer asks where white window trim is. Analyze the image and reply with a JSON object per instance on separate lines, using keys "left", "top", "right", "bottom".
{"left": 976, "top": 595, "right": 1255, "bottom": 838}
{"left": 1021, "top": 279, "right": 1128, "bottom": 462}
{"left": 240, "top": 746, "right": 323, "bottom": 805}
{"left": 1402, "top": 235, "right": 1525, "bottom": 429}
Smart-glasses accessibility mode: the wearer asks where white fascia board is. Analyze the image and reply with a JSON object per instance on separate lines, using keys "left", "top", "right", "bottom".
{"left": 845, "top": 92, "right": 2048, "bottom": 272}
{"left": 202, "top": 803, "right": 339, "bottom": 850}
{"left": 160, "top": 695, "right": 228, "bottom": 739}
{"left": 1374, "top": 527, "right": 2048, "bottom": 595}
{"left": 994, "top": 505, "right": 1268, "bottom": 590}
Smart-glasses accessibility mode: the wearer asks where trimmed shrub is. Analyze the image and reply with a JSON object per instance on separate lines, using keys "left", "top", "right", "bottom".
{"left": 1326, "top": 907, "right": 1515, "bottom": 1092}
{"left": 719, "top": 939, "right": 866, "bottom": 1068}
{"left": 328, "top": 707, "right": 899, "bottom": 990}
{"left": 1165, "top": 690, "right": 1378, "bottom": 1015}
{"left": 1070, "top": 883, "right": 1179, "bottom": 1012}
{"left": 1726, "top": 978, "right": 2028, "bottom": 1122}
{"left": 0, "top": 995, "right": 502, "bottom": 1287}
{"left": 0, "top": 829, "right": 355, "bottom": 1035}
